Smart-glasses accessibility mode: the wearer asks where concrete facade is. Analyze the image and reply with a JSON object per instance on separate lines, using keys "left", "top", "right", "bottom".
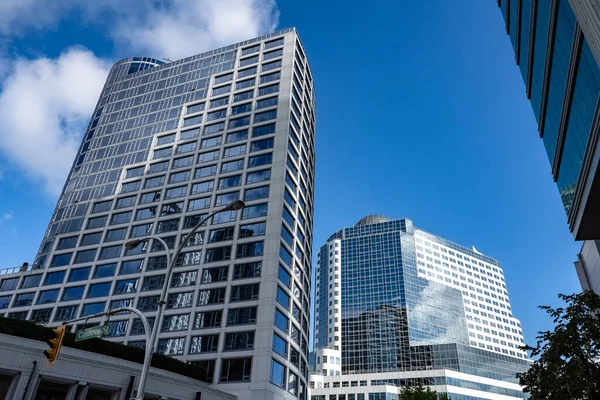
{"left": 574, "top": 239, "right": 600, "bottom": 293}
{"left": 0, "top": 333, "right": 236, "bottom": 400}
{"left": 309, "top": 369, "right": 526, "bottom": 400}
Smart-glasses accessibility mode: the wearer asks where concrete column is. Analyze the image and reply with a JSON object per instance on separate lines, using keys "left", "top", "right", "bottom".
{"left": 76, "top": 383, "right": 89, "bottom": 400}
{"left": 65, "top": 383, "right": 78, "bottom": 400}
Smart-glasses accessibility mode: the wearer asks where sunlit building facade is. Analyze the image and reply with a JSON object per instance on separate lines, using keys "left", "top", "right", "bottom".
{"left": 310, "top": 215, "right": 529, "bottom": 400}
{"left": 0, "top": 28, "right": 315, "bottom": 400}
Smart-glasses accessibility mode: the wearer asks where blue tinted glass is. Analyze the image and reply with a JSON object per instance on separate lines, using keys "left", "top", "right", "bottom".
{"left": 519, "top": 0, "right": 532, "bottom": 81}
{"left": 558, "top": 40, "right": 600, "bottom": 213}
{"left": 44, "top": 271, "right": 66, "bottom": 285}
{"left": 530, "top": 0, "right": 552, "bottom": 121}
{"left": 541, "top": 2, "right": 576, "bottom": 163}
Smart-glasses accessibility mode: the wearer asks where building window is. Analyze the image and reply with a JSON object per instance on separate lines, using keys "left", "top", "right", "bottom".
{"left": 230, "top": 283, "right": 260, "bottom": 302}
{"left": 276, "top": 287, "right": 290, "bottom": 309}
{"left": 31, "top": 308, "right": 53, "bottom": 324}
{"left": 246, "top": 169, "right": 271, "bottom": 184}
{"left": 236, "top": 241, "right": 264, "bottom": 258}
{"left": 161, "top": 314, "right": 190, "bottom": 332}
{"left": 57, "top": 236, "right": 78, "bottom": 250}
{"left": 157, "top": 338, "right": 185, "bottom": 355}
{"left": 274, "top": 309, "right": 288, "bottom": 333}
{"left": 165, "top": 186, "right": 187, "bottom": 200}
{"left": 241, "top": 203, "right": 268, "bottom": 219}
{"left": 202, "top": 266, "right": 229, "bottom": 283}
{"left": 215, "top": 192, "right": 240, "bottom": 207}
{"left": 220, "top": 357, "right": 252, "bottom": 382}
{"left": 50, "top": 253, "right": 72, "bottom": 267}
{"left": 224, "top": 331, "right": 255, "bottom": 351}
{"left": 105, "top": 228, "right": 127, "bottom": 242}
{"left": 205, "top": 246, "right": 232, "bottom": 262}
{"left": 195, "top": 165, "right": 217, "bottom": 179}
{"left": 239, "top": 222, "right": 266, "bottom": 238}
{"left": 233, "top": 262, "right": 261, "bottom": 280}
{"left": 44, "top": 271, "right": 65, "bottom": 286}
{"left": 120, "top": 259, "right": 143, "bottom": 275}
{"left": 218, "top": 175, "right": 242, "bottom": 189}
{"left": 173, "top": 156, "right": 193, "bottom": 169}
{"left": 224, "top": 144, "right": 246, "bottom": 158}
{"left": 244, "top": 186, "right": 269, "bottom": 202}
{"left": 81, "top": 232, "right": 102, "bottom": 246}
{"left": 54, "top": 305, "right": 78, "bottom": 321}
{"left": 256, "top": 96, "right": 278, "bottom": 109}
{"left": 258, "top": 85, "right": 279, "bottom": 98}
{"left": 254, "top": 110, "right": 277, "bottom": 124}
{"left": 210, "top": 97, "right": 228, "bottom": 108}
{"left": 195, "top": 310, "right": 222, "bottom": 329}
{"left": 14, "top": 292, "right": 35, "bottom": 307}
{"left": 271, "top": 359, "right": 286, "bottom": 387}
{"left": 191, "top": 181, "right": 214, "bottom": 195}
{"left": 236, "top": 79, "right": 255, "bottom": 91}
{"left": 21, "top": 274, "right": 42, "bottom": 289}
{"left": 166, "top": 292, "right": 194, "bottom": 308}
{"left": 68, "top": 267, "right": 91, "bottom": 282}
{"left": 189, "top": 334, "right": 219, "bottom": 353}
{"left": 82, "top": 302, "right": 106, "bottom": 317}
{"left": 272, "top": 333, "right": 287, "bottom": 358}
{"left": 87, "top": 282, "right": 111, "bottom": 298}
{"left": 62, "top": 286, "right": 85, "bottom": 302}
{"left": 233, "top": 89, "right": 254, "bottom": 102}
{"left": 87, "top": 216, "right": 107, "bottom": 229}
{"left": 114, "top": 279, "right": 138, "bottom": 294}
{"left": 227, "top": 306, "right": 257, "bottom": 326}
{"left": 221, "top": 159, "right": 244, "bottom": 173}
{"left": 99, "top": 245, "right": 122, "bottom": 260}
{"left": 198, "top": 287, "right": 226, "bottom": 306}
{"left": 171, "top": 271, "right": 197, "bottom": 288}
{"left": 138, "top": 296, "right": 159, "bottom": 312}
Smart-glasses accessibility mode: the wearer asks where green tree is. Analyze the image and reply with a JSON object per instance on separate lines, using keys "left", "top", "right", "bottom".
{"left": 517, "top": 291, "right": 600, "bottom": 399}
{"left": 398, "top": 384, "right": 450, "bottom": 400}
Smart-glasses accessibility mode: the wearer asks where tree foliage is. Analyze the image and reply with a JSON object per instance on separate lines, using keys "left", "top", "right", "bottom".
{"left": 399, "top": 385, "right": 449, "bottom": 400}
{"left": 516, "top": 291, "right": 600, "bottom": 399}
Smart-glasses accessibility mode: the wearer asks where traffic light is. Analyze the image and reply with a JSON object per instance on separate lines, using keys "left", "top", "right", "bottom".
{"left": 44, "top": 324, "right": 66, "bottom": 363}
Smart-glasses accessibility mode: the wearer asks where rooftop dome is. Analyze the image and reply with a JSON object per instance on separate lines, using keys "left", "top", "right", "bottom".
{"left": 355, "top": 214, "right": 391, "bottom": 226}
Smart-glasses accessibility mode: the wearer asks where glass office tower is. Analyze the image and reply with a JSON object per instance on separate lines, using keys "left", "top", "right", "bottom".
{"left": 0, "top": 28, "right": 315, "bottom": 400}
{"left": 310, "top": 216, "right": 530, "bottom": 400}
{"left": 497, "top": 0, "right": 600, "bottom": 294}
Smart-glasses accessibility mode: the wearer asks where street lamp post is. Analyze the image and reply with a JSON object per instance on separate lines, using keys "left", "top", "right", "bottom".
{"left": 125, "top": 200, "right": 245, "bottom": 400}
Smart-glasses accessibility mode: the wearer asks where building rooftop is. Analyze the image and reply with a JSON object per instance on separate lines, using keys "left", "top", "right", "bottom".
{"left": 355, "top": 214, "right": 391, "bottom": 226}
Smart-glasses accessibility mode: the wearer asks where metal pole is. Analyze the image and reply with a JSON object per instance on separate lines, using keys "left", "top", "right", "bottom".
{"left": 135, "top": 206, "right": 232, "bottom": 400}
{"left": 63, "top": 307, "right": 151, "bottom": 400}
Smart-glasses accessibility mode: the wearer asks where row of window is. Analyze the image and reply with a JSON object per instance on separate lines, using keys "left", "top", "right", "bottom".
{"left": 50, "top": 235, "right": 266, "bottom": 269}
{"left": 0, "top": 260, "right": 263, "bottom": 296}
{"left": 121, "top": 165, "right": 272, "bottom": 199}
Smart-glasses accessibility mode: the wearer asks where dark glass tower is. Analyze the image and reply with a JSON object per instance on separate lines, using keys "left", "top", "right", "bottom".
{"left": 0, "top": 28, "right": 315, "bottom": 400}
{"left": 497, "top": 0, "right": 600, "bottom": 241}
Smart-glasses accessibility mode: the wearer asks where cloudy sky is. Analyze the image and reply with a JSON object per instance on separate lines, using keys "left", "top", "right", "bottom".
{"left": 0, "top": 1, "right": 583, "bottom": 348}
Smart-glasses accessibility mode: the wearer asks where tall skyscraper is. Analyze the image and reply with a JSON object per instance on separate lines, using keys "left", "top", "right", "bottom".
{"left": 0, "top": 28, "right": 315, "bottom": 400}
{"left": 310, "top": 215, "right": 530, "bottom": 400}
{"left": 496, "top": 0, "right": 600, "bottom": 293}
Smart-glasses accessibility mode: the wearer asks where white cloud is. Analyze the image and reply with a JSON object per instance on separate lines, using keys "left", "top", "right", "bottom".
{"left": 0, "top": 0, "right": 279, "bottom": 196}
{"left": 0, "top": 49, "right": 110, "bottom": 196}
{"left": 112, "top": 0, "right": 279, "bottom": 59}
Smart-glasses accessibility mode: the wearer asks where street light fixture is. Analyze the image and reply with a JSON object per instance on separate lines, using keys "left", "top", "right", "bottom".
{"left": 125, "top": 200, "right": 245, "bottom": 400}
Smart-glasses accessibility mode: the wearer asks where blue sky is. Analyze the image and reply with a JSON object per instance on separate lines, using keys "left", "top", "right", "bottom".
{"left": 0, "top": 0, "right": 581, "bottom": 349}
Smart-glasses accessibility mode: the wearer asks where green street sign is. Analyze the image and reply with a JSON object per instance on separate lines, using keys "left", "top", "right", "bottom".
{"left": 75, "top": 325, "right": 108, "bottom": 342}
